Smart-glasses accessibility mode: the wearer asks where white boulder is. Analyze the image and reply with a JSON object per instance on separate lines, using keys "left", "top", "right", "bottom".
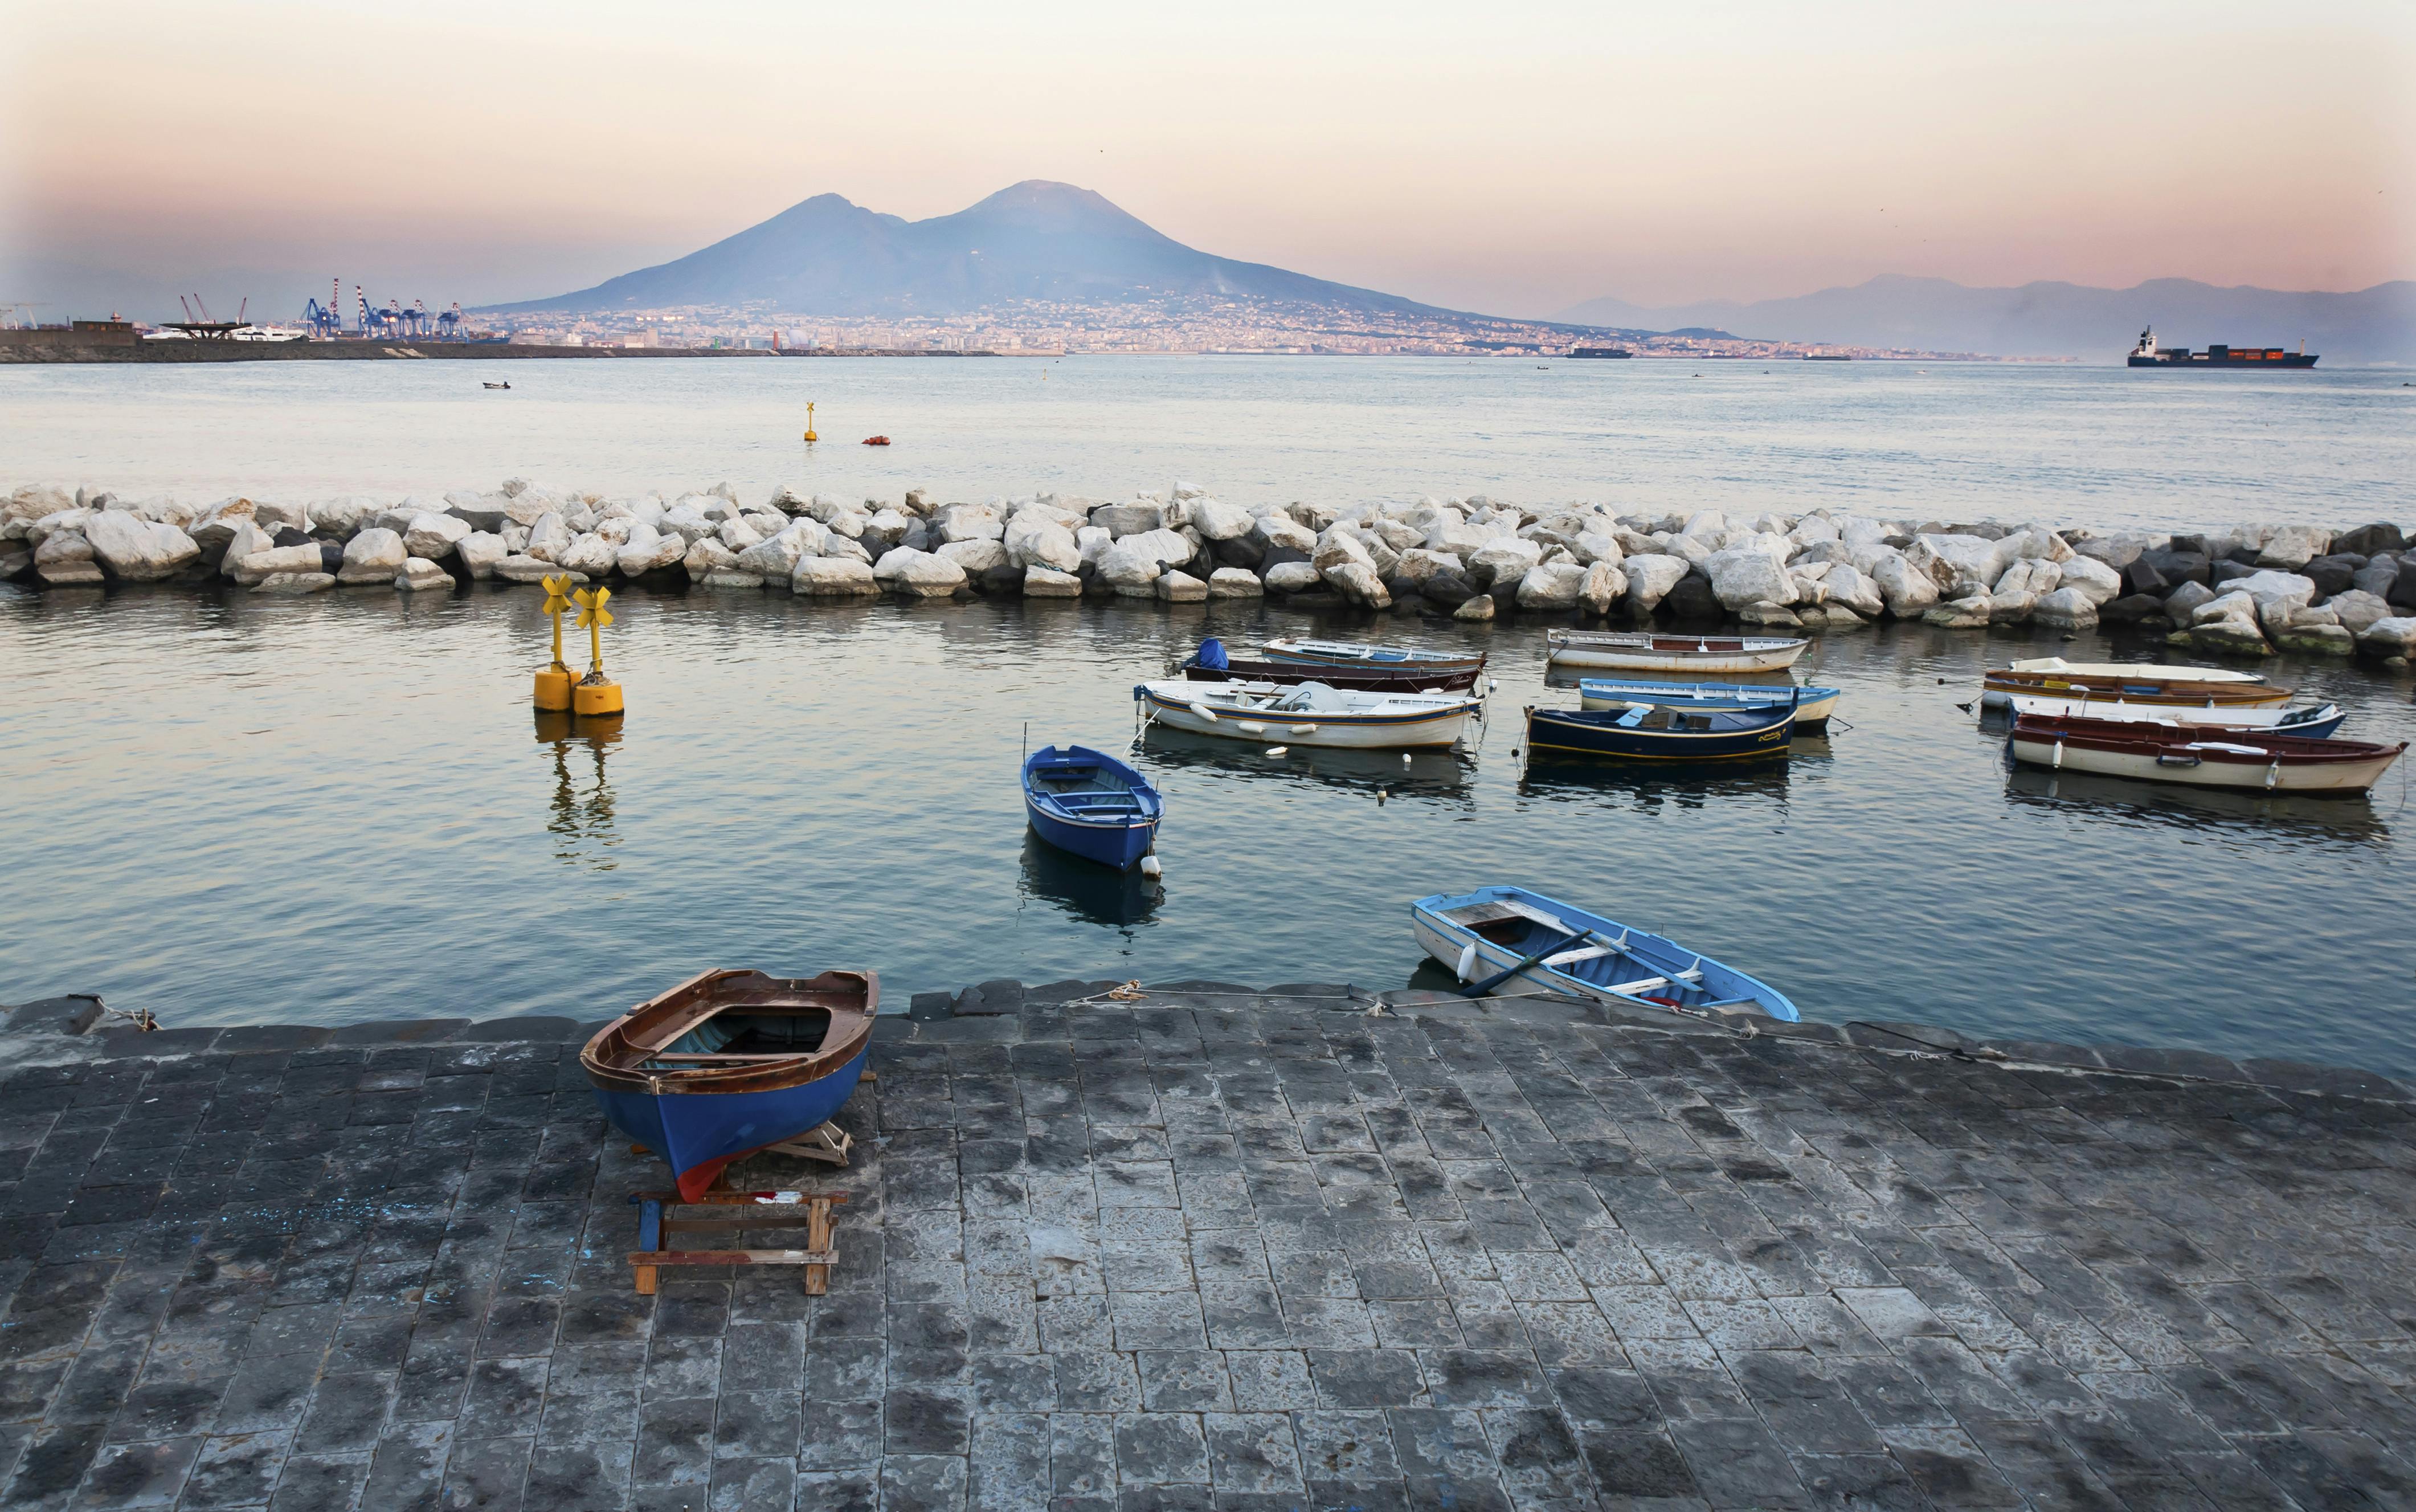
{"left": 187, "top": 498, "right": 259, "bottom": 551}
{"left": 791, "top": 557, "right": 880, "bottom": 596}
{"left": 2255, "top": 524, "right": 2329, "bottom": 570}
{"left": 1264, "top": 562, "right": 1323, "bottom": 593}
{"left": 404, "top": 513, "right": 471, "bottom": 561}
{"left": 457, "top": 532, "right": 508, "bottom": 580}
{"left": 2356, "top": 616, "right": 2416, "bottom": 657}
{"left": 1253, "top": 514, "right": 1317, "bottom": 554}
{"left": 1870, "top": 554, "right": 1941, "bottom": 616}
{"left": 2325, "top": 590, "right": 2394, "bottom": 636}
{"left": 1466, "top": 537, "right": 1542, "bottom": 586}
{"left": 1021, "top": 567, "right": 1084, "bottom": 598}
{"left": 395, "top": 557, "right": 454, "bottom": 592}
{"left": 338, "top": 528, "right": 409, "bottom": 585}
{"left": 229, "top": 543, "right": 330, "bottom": 587}
{"left": 1004, "top": 513, "right": 1082, "bottom": 573}
{"left": 1322, "top": 561, "right": 1391, "bottom": 608}
{"left": 2032, "top": 587, "right": 2099, "bottom": 628}
{"left": 83, "top": 509, "right": 201, "bottom": 581}
{"left": 497, "top": 554, "right": 578, "bottom": 585}
{"left": 1207, "top": 567, "right": 1264, "bottom": 599}
{"left": 872, "top": 547, "right": 968, "bottom": 597}
{"left": 1515, "top": 561, "right": 1588, "bottom": 610}
{"left": 1098, "top": 539, "right": 1167, "bottom": 595}
{"left": 937, "top": 538, "right": 1011, "bottom": 576}
{"left": 2055, "top": 554, "right": 2124, "bottom": 607}
{"left": 559, "top": 533, "right": 619, "bottom": 578}
{"left": 1620, "top": 554, "right": 1691, "bottom": 612}
{"left": 1188, "top": 498, "right": 1253, "bottom": 541}
{"left": 619, "top": 527, "right": 687, "bottom": 577}
{"left": 1704, "top": 547, "right": 1796, "bottom": 610}
{"left": 1155, "top": 570, "right": 1208, "bottom": 603}
{"left": 251, "top": 571, "right": 335, "bottom": 595}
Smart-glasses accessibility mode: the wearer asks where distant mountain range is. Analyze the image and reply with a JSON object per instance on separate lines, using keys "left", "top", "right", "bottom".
{"left": 490, "top": 180, "right": 1464, "bottom": 320}
{"left": 1559, "top": 276, "right": 2416, "bottom": 365}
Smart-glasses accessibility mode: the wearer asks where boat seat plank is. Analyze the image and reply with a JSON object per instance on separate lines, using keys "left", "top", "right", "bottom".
{"left": 1544, "top": 944, "right": 1623, "bottom": 966}
{"left": 1604, "top": 976, "right": 1673, "bottom": 995}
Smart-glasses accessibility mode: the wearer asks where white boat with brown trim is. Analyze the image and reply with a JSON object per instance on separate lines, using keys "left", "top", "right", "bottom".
{"left": 2005, "top": 656, "right": 2268, "bottom": 684}
{"left": 1983, "top": 667, "right": 2293, "bottom": 709}
{"left": 2002, "top": 691, "right": 2343, "bottom": 733}
{"left": 1134, "top": 678, "right": 1479, "bottom": 750}
{"left": 1545, "top": 630, "right": 1809, "bottom": 673}
{"left": 2008, "top": 714, "right": 2405, "bottom": 795}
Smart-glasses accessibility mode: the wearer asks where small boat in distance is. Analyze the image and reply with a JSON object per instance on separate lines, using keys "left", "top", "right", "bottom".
{"left": 582, "top": 969, "right": 877, "bottom": 1203}
{"left": 1984, "top": 667, "right": 2292, "bottom": 709}
{"left": 1546, "top": 630, "right": 1809, "bottom": 673}
{"left": 1412, "top": 886, "right": 1798, "bottom": 1020}
{"left": 2008, "top": 715, "right": 2403, "bottom": 795}
{"left": 1578, "top": 678, "right": 1841, "bottom": 735}
{"left": 1179, "top": 638, "right": 1481, "bottom": 693}
{"left": 1526, "top": 700, "right": 1795, "bottom": 763}
{"left": 1259, "top": 638, "right": 1487, "bottom": 675}
{"left": 482, "top": 381, "right": 511, "bottom": 390}
{"left": 1135, "top": 679, "right": 1481, "bottom": 749}
{"left": 861, "top": 435, "right": 892, "bottom": 446}
{"left": 1022, "top": 744, "right": 1164, "bottom": 871}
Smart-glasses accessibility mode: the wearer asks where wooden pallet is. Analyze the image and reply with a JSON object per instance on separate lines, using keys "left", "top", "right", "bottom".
{"left": 626, "top": 1187, "right": 849, "bottom": 1295}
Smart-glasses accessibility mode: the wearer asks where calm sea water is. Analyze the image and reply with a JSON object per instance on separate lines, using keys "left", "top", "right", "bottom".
{"left": 3, "top": 355, "right": 2413, "bottom": 530}
{"left": 3, "top": 583, "right": 2413, "bottom": 1074}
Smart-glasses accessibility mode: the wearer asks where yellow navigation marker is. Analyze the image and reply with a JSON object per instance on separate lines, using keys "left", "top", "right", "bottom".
{"left": 533, "top": 573, "right": 575, "bottom": 711}
{"left": 803, "top": 401, "right": 818, "bottom": 443}
{"left": 571, "top": 585, "right": 625, "bottom": 718}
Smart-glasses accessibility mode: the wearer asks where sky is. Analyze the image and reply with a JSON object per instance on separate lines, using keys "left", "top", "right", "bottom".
{"left": 5, "top": 0, "right": 2412, "bottom": 323}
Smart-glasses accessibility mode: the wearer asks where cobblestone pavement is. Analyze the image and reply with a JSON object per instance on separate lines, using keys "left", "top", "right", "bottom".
{"left": 0, "top": 983, "right": 2412, "bottom": 1511}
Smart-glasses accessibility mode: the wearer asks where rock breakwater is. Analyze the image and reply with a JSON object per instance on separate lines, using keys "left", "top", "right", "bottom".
{"left": 8, "top": 479, "right": 2414, "bottom": 664}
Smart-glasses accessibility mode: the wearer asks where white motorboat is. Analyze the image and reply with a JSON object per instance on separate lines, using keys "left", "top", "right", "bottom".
{"left": 1133, "top": 679, "right": 1479, "bottom": 750}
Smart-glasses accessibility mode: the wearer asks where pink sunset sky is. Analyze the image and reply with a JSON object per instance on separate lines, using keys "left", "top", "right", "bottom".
{"left": 4, "top": 0, "right": 2410, "bottom": 321}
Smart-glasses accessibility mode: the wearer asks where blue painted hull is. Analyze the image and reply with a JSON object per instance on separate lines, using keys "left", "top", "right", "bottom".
{"left": 1527, "top": 706, "right": 1793, "bottom": 762}
{"left": 591, "top": 1045, "right": 868, "bottom": 1199}
{"left": 1026, "top": 800, "right": 1159, "bottom": 869}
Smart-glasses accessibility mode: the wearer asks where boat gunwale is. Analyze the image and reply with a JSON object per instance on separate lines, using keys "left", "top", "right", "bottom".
{"left": 581, "top": 967, "right": 878, "bottom": 1096}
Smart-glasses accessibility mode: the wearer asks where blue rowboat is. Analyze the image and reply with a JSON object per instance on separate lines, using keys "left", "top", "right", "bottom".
{"left": 1023, "top": 744, "right": 1163, "bottom": 871}
{"left": 1577, "top": 678, "right": 1841, "bottom": 734}
{"left": 1412, "top": 886, "right": 1799, "bottom": 1020}
{"left": 1525, "top": 698, "right": 1794, "bottom": 762}
{"left": 582, "top": 969, "right": 876, "bottom": 1203}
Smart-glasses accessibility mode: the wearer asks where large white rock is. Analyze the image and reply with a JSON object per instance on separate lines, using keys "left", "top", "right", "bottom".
{"left": 1004, "top": 512, "right": 1082, "bottom": 573}
{"left": 1021, "top": 567, "right": 1084, "bottom": 598}
{"left": 1076, "top": 526, "right": 1113, "bottom": 567}
{"left": 2055, "top": 554, "right": 2124, "bottom": 607}
{"left": 1097, "top": 540, "right": 1166, "bottom": 595}
{"left": 1369, "top": 518, "right": 1424, "bottom": 554}
{"left": 657, "top": 505, "right": 713, "bottom": 545}
{"left": 1994, "top": 559, "right": 2059, "bottom": 598}
{"left": 251, "top": 571, "right": 335, "bottom": 595}
{"left": 496, "top": 554, "right": 579, "bottom": 585}
{"left": 1704, "top": 546, "right": 1797, "bottom": 610}
{"left": 1619, "top": 554, "right": 1691, "bottom": 612}
{"left": 251, "top": 499, "right": 312, "bottom": 533}
{"left": 734, "top": 520, "right": 827, "bottom": 579}
{"left": 1577, "top": 562, "right": 1628, "bottom": 616}
{"left": 1822, "top": 563, "right": 1886, "bottom": 619}
{"left": 338, "top": 528, "right": 409, "bottom": 584}
{"left": 1465, "top": 538, "right": 1542, "bottom": 586}
{"left": 1207, "top": 567, "right": 1264, "bottom": 599}
{"left": 1118, "top": 527, "right": 1195, "bottom": 571}
{"left": 1515, "top": 561, "right": 1588, "bottom": 610}
{"left": 2032, "top": 587, "right": 2099, "bottom": 628}
{"left": 403, "top": 513, "right": 471, "bottom": 561}
{"left": 1323, "top": 561, "right": 1391, "bottom": 607}
{"left": 560, "top": 533, "right": 619, "bottom": 578}
{"left": 2192, "top": 591, "right": 2260, "bottom": 628}
{"left": 1870, "top": 553, "right": 1941, "bottom": 615}
{"left": 34, "top": 529, "right": 95, "bottom": 567}
{"left": 2356, "top": 616, "right": 2416, "bottom": 657}
{"left": 457, "top": 532, "right": 508, "bottom": 580}
{"left": 1090, "top": 502, "right": 1164, "bottom": 537}
{"left": 525, "top": 513, "right": 573, "bottom": 563}
{"left": 937, "top": 538, "right": 1011, "bottom": 576}
{"left": 619, "top": 527, "right": 686, "bottom": 577}
{"left": 2256, "top": 524, "right": 2330, "bottom": 570}
{"left": 1188, "top": 498, "right": 1253, "bottom": 541}
{"left": 229, "top": 543, "right": 330, "bottom": 586}
{"left": 682, "top": 538, "right": 739, "bottom": 579}
{"left": 1264, "top": 561, "right": 1323, "bottom": 593}
{"left": 187, "top": 498, "right": 259, "bottom": 551}
{"left": 791, "top": 557, "right": 880, "bottom": 596}
{"left": 2005, "top": 528, "right": 2074, "bottom": 564}
{"left": 395, "top": 557, "right": 454, "bottom": 592}
{"left": 1313, "top": 528, "right": 1375, "bottom": 574}
{"left": 212, "top": 521, "right": 273, "bottom": 575}
{"left": 718, "top": 515, "right": 765, "bottom": 553}
{"left": 2229, "top": 570, "right": 2317, "bottom": 619}
{"left": 1571, "top": 532, "right": 1625, "bottom": 570}
{"left": 83, "top": 509, "right": 200, "bottom": 581}
{"left": 934, "top": 505, "right": 1005, "bottom": 543}
{"left": 2325, "top": 590, "right": 2394, "bottom": 636}
{"left": 1393, "top": 549, "right": 1463, "bottom": 585}
{"left": 821, "top": 535, "right": 873, "bottom": 565}
{"left": 1253, "top": 513, "right": 1317, "bottom": 554}
{"left": 1907, "top": 533, "right": 2013, "bottom": 595}
{"left": 872, "top": 547, "right": 968, "bottom": 597}
{"left": 1156, "top": 570, "right": 1209, "bottom": 603}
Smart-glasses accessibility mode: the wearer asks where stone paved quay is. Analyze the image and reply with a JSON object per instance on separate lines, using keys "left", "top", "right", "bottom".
{"left": 1, "top": 984, "right": 2412, "bottom": 1512}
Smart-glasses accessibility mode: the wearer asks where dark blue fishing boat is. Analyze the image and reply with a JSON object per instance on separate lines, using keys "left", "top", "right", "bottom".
{"left": 1023, "top": 743, "right": 1164, "bottom": 871}
{"left": 1526, "top": 697, "right": 1794, "bottom": 762}
{"left": 582, "top": 969, "right": 876, "bottom": 1202}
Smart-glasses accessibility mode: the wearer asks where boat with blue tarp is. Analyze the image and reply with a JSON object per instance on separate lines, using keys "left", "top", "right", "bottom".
{"left": 1577, "top": 677, "right": 1841, "bottom": 734}
{"left": 582, "top": 969, "right": 876, "bottom": 1203}
{"left": 1023, "top": 743, "right": 1164, "bottom": 871}
{"left": 1412, "top": 885, "right": 1799, "bottom": 1020}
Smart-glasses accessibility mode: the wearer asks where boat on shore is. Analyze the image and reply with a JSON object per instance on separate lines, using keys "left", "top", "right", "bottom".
{"left": 2001, "top": 692, "right": 2343, "bottom": 735}
{"left": 1983, "top": 667, "right": 2293, "bottom": 709}
{"left": 1258, "top": 638, "right": 1487, "bottom": 675}
{"left": 1177, "top": 638, "right": 1482, "bottom": 693}
{"left": 1021, "top": 744, "right": 1163, "bottom": 871}
{"left": 1411, "top": 886, "right": 1798, "bottom": 1020}
{"left": 1578, "top": 678, "right": 1840, "bottom": 734}
{"left": 1135, "top": 678, "right": 1480, "bottom": 749}
{"left": 1526, "top": 699, "right": 1795, "bottom": 762}
{"left": 1546, "top": 630, "right": 1808, "bottom": 673}
{"left": 582, "top": 969, "right": 877, "bottom": 1202}
{"left": 2008, "top": 715, "right": 2404, "bottom": 795}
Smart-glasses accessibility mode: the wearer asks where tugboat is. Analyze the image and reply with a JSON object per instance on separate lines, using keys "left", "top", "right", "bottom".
{"left": 2129, "top": 328, "right": 2317, "bottom": 367}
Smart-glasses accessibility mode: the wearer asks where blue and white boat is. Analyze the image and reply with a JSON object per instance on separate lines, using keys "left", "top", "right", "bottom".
{"left": 1578, "top": 678, "right": 1842, "bottom": 734}
{"left": 582, "top": 969, "right": 876, "bottom": 1203}
{"left": 1412, "top": 886, "right": 1798, "bottom": 1020}
{"left": 1023, "top": 744, "right": 1164, "bottom": 871}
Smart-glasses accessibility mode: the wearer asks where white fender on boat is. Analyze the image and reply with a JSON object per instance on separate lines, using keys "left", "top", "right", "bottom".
{"left": 1456, "top": 941, "right": 1478, "bottom": 982}
{"left": 1236, "top": 721, "right": 1266, "bottom": 735}
{"left": 1188, "top": 701, "right": 1218, "bottom": 722}
{"left": 1139, "top": 855, "right": 1163, "bottom": 877}
{"left": 1289, "top": 723, "right": 1318, "bottom": 735}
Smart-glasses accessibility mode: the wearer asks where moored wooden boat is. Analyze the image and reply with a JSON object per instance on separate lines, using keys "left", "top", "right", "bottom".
{"left": 583, "top": 969, "right": 877, "bottom": 1202}
{"left": 1258, "top": 638, "right": 1487, "bottom": 675}
{"left": 2006, "top": 656, "right": 2267, "bottom": 684}
{"left": 1982, "top": 667, "right": 2292, "bottom": 708}
{"left": 1546, "top": 630, "right": 1809, "bottom": 673}
{"left": 1134, "top": 678, "right": 1479, "bottom": 749}
{"left": 1412, "top": 886, "right": 1798, "bottom": 1020}
{"left": 1526, "top": 699, "right": 1794, "bottom": 762}
{"left": 1179, "top": 639, "right": 1481, "bottom": 692}
{"left": 1577, "top": 678, "right": 1840, "bottom": 734}
{"left": 2001, "top": 692, "right": 2342, "bottom": 735}
{"left": 2008, "top": 715, "right": 2405, "bottom": 795}
{"left": 1023, "top": 743, "right": 1163, "bottom": 871}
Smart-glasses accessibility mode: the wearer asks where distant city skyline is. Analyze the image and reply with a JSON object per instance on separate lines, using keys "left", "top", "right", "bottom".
{"left": 5, "top": 0, "right": 2411, "bottom": 324}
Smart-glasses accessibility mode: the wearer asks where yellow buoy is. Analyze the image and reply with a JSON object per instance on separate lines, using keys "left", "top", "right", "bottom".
{"left": 803, "top": 401, "right": 817, "bottom": 444}
{"left": 534, "top": 574, "right": 575, "bottom": 710}
{"left": 571, "top": 585, "right": 625, "bottom": 718}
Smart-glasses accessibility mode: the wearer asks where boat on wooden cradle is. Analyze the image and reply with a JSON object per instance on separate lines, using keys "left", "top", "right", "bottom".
{"left": 582, "top": 969, "right": 877, "bottom": 1202}
{"left": 1022, "top": 743, "right": 1164, "bottom": 871}
{"left": 1134, "top": 678, "right": 1481, "bottom": 749}
{"left": 1178, "top": 638, "right": 1482, "bottom": 693}
{"left": 1982, "top": 666, "right": 2291, "bottom": 710}
{"left": 1577, "top": 678, "right": 1841, "bottom": 734}
{"left": 1545, "top": 630, "right": 1809, "bottom": 673}
{"left": 2008, "top": 715, "right": 2405, "bottom": 795}
{"left": 2000, "top": 690, "right": 2343, "bottom": 735}
{"left": 1411, "top": 886, "right": 1799, "bottom": 1020}
{"left": 1525, "top": 698, "right": 1795, "bottom": 763}
{"left": 1258, "top": 638, "right": 1489, "bottom": 675}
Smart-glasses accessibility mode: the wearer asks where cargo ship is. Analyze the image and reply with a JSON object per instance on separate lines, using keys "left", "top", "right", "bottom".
{"left": 2128, "top": 328, "right": 2317, "bottom": 368}
{"left": 1569, "top": 346, "right": 1632, "bottom": 359}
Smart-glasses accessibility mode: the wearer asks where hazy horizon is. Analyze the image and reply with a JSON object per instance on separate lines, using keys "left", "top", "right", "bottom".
{"left": 6, "top": 1, "right": 2412, "bottom": 324}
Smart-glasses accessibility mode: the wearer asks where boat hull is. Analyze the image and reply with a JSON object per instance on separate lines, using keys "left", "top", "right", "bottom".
{"left": 1025, "top": 800, "right": 1159, "bottom": 869}
{"left": 1411, "top": 886, "right": 1798, "bottom": 1020}
{"left": 1526, "top": 706, "right": 1793, "bottom": 762}
{"left": 1258, "top": 638, "right": 1486, "bottom": 675}
{"left": 1982, "top": 671, "right": 2291, "bottom": 708}
{"left": 2005, "top": 658, "right": 2267, "bottom": 684}
{"left": 1136, "top": 685, "right": 1475, "bottom": 749}
{"left": 1578, "top": 680, "right": 1838, "bottom": 733}
{"left": 2008, "top": 728, "right": 2405, "bottom": 796}
{"left": 1180, "top": 659, "right": 1481, "bottom": 693}
{"left": 1547, "top": 632, "right": 1808, "bottom": 673}
{"left": 2002, "top": 693, "right": 2341, "bottom": 735}
{"left": 591, "top": 1045, "right": 870, "bottom": 1202}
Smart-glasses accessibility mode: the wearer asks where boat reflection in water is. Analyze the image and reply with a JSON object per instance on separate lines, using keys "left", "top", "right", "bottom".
{"left": 1018, "top": 831, "right": 1163, "bottom": 928}
{"left": 1139, "top": 724, "right": 1477, "bottom": 803}
{"left": 536, "top": 709, "right": 623, "bottom": 871}
{"left": 1517, "top": 746, "right": 1795, "bottom": 810}
{"left": 2002, "top": 765, "right": 2392, "bottom": 844}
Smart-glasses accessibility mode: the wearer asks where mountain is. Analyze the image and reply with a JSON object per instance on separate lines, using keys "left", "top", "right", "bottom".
{"left": 490, "top": 181, "right": 1460, "bottom": 318}
{"left": 1559, "top": 276, "right": 2416, "bottom": 365}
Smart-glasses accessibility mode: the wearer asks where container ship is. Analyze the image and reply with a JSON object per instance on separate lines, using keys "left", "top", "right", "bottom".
{"left": 2129, "top": 328, "right": 2317, "bottom": 367}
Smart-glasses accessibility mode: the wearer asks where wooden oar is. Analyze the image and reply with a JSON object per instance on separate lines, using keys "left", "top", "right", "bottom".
{"left": 1464, "top": 926, "right": 1601, "bottom": 998}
